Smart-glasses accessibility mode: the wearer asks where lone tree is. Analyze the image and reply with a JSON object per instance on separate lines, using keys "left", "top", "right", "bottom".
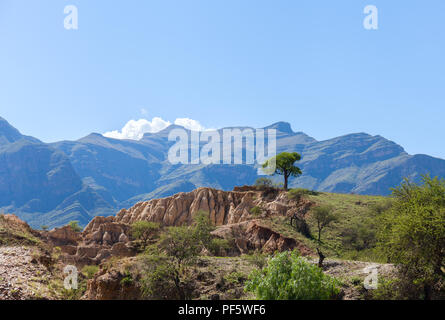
{"left": 262, "top": 152, "right": 302, "bottom": 190}
{"left": 310, "top": 205, "right": 339, "bottom": 268}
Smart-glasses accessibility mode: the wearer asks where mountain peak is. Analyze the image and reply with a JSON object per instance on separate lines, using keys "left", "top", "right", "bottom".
{"left": 0, "top": 116, "right": 23, "bottom": 145}
{"left": 264, "top": 122, "right": 294, "bottom": 134}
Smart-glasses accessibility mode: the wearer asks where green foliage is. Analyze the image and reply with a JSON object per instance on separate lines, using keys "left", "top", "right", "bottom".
{"left": 68, "top": 221, "right": 82, "bottom": 233}
{"left": 192, "top": 211, "right": 230, "bottom": 255}
{"left": 208, "top": 238, "right": 230, "bottom": 256}
{"left": 224, "top": 271, "right": 246, "bottom": 285}
{"left": 244, "top": 251, "right": 268, "bottom": 269}
{"left": 159, "top": 226, "right": 200, "bottom": 267}
{"left": 288, "top": 188, "right": 319, "bottom": 202}
{"left": 366, "top": 277, "right": 404, "bottom": 300}
{"left": 341, "top": 220, "right": 377, "bottom": 251}
{"left": 82, "top": 265, "right": 99, "bottom": 279}
{"left": 120, "top": 271, "right": 134, "bottom": 286}
{"left": 250, "top": 206, "right": 262, "bottom": 217}
{"left": 245, "top": 251, "right": 340, "bottom": 300}
{"left": 193, "top": 211, "right": 215, "bottom": 247}
{"left": 377, "top": 175, "right": 445, "bottom": 299}
{"left": 254, "top": 177, "right": 273, "bottom": 189}
{"left": 40, "top": 225, "right": 49, "bottom": 231}
{"left": 262, "top": 152, "right": 302, "bottom": 190}
{"left": 141, "top": 254, "right": 182, "bottom": 299}
{"left": 131, "top": 221, "right": 160, "bottom": 248}
{"left": 310, "top": 205, "right": 339, "bottom": 242}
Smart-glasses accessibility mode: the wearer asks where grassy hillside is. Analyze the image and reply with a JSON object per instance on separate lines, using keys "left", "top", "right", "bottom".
{"left": 262, "top": 191, "right": 392, "bottom": 262}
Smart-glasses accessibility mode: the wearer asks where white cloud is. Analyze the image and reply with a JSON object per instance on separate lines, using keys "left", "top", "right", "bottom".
{"left": 103, "top": 117, "right": 171, "bottom": 140}
{"left": 174, "top": 118, "right": 206, "bottom": 132}
{"left": 103, "top": 117, "right": 208, "bottom": 140}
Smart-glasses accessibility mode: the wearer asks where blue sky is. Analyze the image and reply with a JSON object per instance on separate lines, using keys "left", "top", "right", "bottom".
{"left": 0, "top": 1, "right": 444, "bottom": 158}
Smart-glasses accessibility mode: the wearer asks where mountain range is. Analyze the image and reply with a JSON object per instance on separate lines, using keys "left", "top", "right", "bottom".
{"left": 1, "top": 116, "right": 444, "bottom": 229}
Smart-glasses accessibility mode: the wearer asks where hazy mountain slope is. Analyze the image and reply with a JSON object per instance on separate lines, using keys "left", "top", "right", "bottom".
{"left": 1, "top": 116, "right": 445, "bottom": 228}
{"left": 0, "top": 118, "right": 82, "bottom": 212}
{"left": 0, "top": 118, "right": 116, "bottom": 228}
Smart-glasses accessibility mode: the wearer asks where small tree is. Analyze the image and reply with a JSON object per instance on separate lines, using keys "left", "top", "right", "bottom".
{"left": 192, "top": 210, "right": 230, "bottom": 255}
{"left": 262, "top": 152, "right": 302, "bottom": 190}
{"left": 245, "top": 251, "right": 340, "bottom": 300}
{"left": 378, "top": 175, "right": 445, "bottom": 299}
{"left": 131, "top": 221, "right": 160, "bottom": 249}
{"left": 68, "top": 221, "right": 82, "bottom": 233}
{"left": 156, "top": 226, "right": 201, "bottom": 299}
{"left": 310, "top": 205, "right": 339, "bottom": 268}
{"left": 192, "top": 211, "right": 214, "bottom": 248}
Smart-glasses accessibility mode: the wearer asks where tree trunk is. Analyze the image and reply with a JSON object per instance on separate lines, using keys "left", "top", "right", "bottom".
{"left": 317, "top": 248, "right": 325, "bottom": 269}
{"left": 284, "top": 174, "right": 288, "bottom": 190}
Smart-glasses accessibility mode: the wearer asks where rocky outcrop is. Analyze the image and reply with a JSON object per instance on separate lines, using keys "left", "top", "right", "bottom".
{"left": 45, "top": 216, "right": 135, "bottom": 266}
{"left": 212, "top": 220, "right": 313, "bottom": 256}
{"left": 84, "top": 259, "right": 141, "bottom": 300}
{"left": 113, "top": 187, "right": 310, "bottom": 227}
{"left": 47, "top": 226, "right": 81, "bottom": 246}
{"left": 45, "top": 187, "right": 314, "bottom": 266}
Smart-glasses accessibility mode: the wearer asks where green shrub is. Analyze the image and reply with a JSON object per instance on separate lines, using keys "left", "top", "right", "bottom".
{"left": 245, "top": 251, "right": 268, "bottom": 269}
{"left": 250, "top": 206, "right": 262, "bottom": 217}
{"left": 208, "top": 238, "right": 230, "bottom": 256}
{"left": 141, "top": 254, "right": 193, "bottom": 300}
{"left": 120, "top": 271, "right": 134, "bottom": 286}
{"left": 68, "top": 221, "right": 82, "bottom": 233}
{"left": 131, "top": 221, "right": 160, "bottom": 248}
{"left": 245, "top": 251, "right": 341, "bottom": 300}
{"left": 193, "top": 211, "right": 215, "bottom": 247}
{"left": 82, "top": 265, "right": 99, "bottom": 279}
{"left": 288, "top": 188, "right": 319, "bottom": 201}
{"left": 224, "top": 271, "right": 246, "bottom": 285}
{"left": 377, "top": 175, "right": 445, "bottom": 299}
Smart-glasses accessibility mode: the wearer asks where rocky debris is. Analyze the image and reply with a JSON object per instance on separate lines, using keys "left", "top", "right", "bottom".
{"left": 84, "top": 258, "right": 141, "bottom": 300}
{"left": 307, "top": 258, "right": 397, "bottom": 300}
{"left": 0, "top": 246, "right": 54, "bottom": 300}
{"left": 212, "top": 220, "right": 313, "bottom": 256}
{"left": 50, "top": 216, "right": 135, "bottom": 266}
{"left": 0, "top": 214, "right": 41, "bottom": 244}
{"left": 1, "top": 214, "right": 34, "bottom": 233}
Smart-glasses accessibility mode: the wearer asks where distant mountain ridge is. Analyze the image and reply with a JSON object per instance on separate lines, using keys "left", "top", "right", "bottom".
{"left": 1, "top": 116, "right": 444, "bottom": 228}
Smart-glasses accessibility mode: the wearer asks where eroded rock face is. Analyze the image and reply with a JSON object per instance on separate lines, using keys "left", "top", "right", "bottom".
{"left": 212, "top": 220, "right": 313, "bottom": 256}
{"left": 47, "top": 226, "right": 81, "bottom": 246}
{"left": 85, "top": 268, "right": 141, "bottom": 300}
{"left": 57, "top": 187, "right": 314, "bottom": 265}
{"left": 112, "top": 187, "right": 309, "bottom": 227}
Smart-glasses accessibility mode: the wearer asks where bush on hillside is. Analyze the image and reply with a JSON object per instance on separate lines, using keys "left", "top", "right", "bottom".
{"left": 377, "top": 175, "right": 445, "bottom": 299}
{"left": 245, "top": 251, "right": 341, "bottom": 300}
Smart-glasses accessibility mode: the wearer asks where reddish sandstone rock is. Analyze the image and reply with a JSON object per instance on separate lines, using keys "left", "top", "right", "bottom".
{"left": 48, "top": 226, "right": 81, "bottom": 246}
{"left": 211, "top": 220, "right": 313, "bottom": 256}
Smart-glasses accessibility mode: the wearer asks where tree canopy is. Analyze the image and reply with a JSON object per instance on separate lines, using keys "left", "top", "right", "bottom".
{"left": 262, "top": 152, "right": 302, "bottom": 190}
{"left": 378, "top": 175, "right": 445, "bottom": 299}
